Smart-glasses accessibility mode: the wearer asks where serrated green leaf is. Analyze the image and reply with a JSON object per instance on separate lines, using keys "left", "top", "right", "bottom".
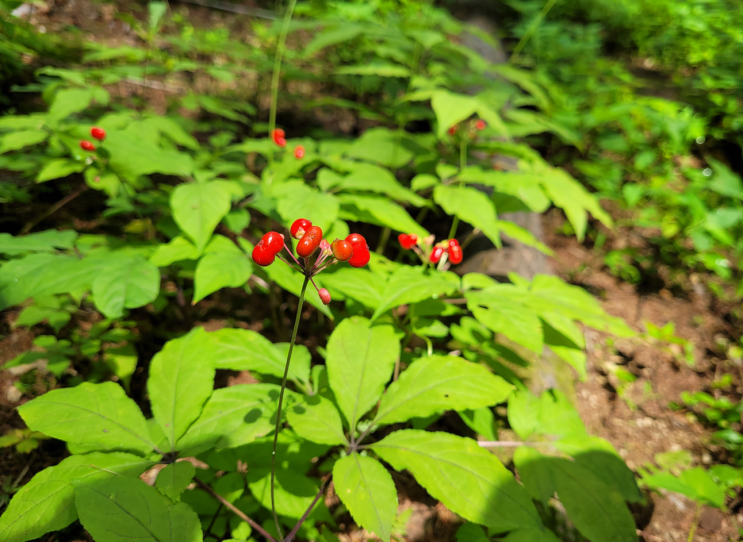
{"left": 372, "top": 266, "right": 458, "bottom": 321}
{"left": 18, "top": 381, "right": 156, "bottom": 455}
{"left": 434, "top": 185, "right": 501, "bottom": 248}
{"left": 74, "top": 475, "right": 203, "bottom": 542}
{"left": 92, "top": 256, "right": 160, "bottom": 318}
{"left": 171, "top": 181, "right": 234, "bottom": 253}
{"left": 374, "top": 355, "right": 512, "bottom": 425}
{"left": 0, "top": 130, "right": 48, "bottom": 154}
{"left": 287, "top": 395, "right": 347, "bottom": 446}
{"left": 372, "top": 430, "right": 542, "bottom": 531}
{"left": 148, "top": 327, "right": 216, "bottom": 452}
{"left": 326, "top": 317, "right": 399, "bottom": 431}
{"left": 156, "top": 461, "right": 196, "bottom": 502}
{"left": 36, "top": 158, "right": 86, "bottom": 183}
{"left": 334, "top": 455, "right": 397, "bottom": 542}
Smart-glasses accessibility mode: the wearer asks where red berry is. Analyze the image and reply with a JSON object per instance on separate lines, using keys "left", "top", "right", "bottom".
{"left": 80, "top": 140, "right": 96, "bottom": 151}
{"left": 272, "top": 128, "right": 285, "bottom": 144}
{"left": 261, "top": 231, "right": 284, "bottom": 255}
{"left": 318, "top": 288, "right": 331, "bottom": 305}
{"left": 475, "top": 120, "right": 486, "bottom": 131}
{"left": 332, "top": 239, "right": 354, "bottom": 261}
{"left": 277, "top": 137, "right": 287, "bottom": 147}
{"left": 448, "top": 125, "right": 457, "bottom": 136}
{"left": 294, "top": 145, "right": 305, "bottom": 159}
{"left": 345, "top": 233, "right": 366, "bottom": 248}
{"left": 296, "top": 226, "right": 323, "bottom": 257}
{"left": 398, "top": 233, "right": 418, "bottom": 250}
{"left": 291, "top": 218, "right": 312, "bottom": 240}
{"left": 448, "top": 239, "right": 463, "bottom": 264}
{"left": 348, "top": 244, "right": 370, "bottom": 268}
{"left": 252, "top": 242, "right": 275, "bottom": 267}
{"left": 430, "top": 246, "right": 445, "bottom": 264}
{"left": 91, "top": 127, "right": 106, "bottom": 140}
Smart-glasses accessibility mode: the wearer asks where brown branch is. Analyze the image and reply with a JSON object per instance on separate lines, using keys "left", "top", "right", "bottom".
{"left": 20, "top": 184, "right": 89, "bottom": 235}
{"left": 284, "top": 477, "right": 331, "bottom": 542}
{"left": 194, "top": 477, "right": 277, "bottom": 542}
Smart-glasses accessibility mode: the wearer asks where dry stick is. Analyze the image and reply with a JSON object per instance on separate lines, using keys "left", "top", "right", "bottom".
{"left": 283, "top": 477, "right": 332, "bottom": 542}
{"left": 20, "top": 184, "right": 89, "bottom": 235}
{"left": 195, "top": 478, "right": 277, "bottom": 542}
{"left": 270, "top": 273, "right": 311, "bottom": 540}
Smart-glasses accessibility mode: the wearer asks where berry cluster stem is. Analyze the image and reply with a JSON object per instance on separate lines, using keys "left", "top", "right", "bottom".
{"left": 270, "top": 272, "right": 310, "bottom": 540}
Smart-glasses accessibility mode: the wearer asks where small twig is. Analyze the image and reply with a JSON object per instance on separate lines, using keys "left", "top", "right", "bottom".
{"left": 284, "top": 477, "right": 332, "bottom": 542}
{"left": 194, "top": 477, "right": 276, "bottom": 542}
{"left": 205, "top": 503, "right": 224, "bottom": 539}
{"left": 20, "top": 184, "right": 89, "bottom": 235}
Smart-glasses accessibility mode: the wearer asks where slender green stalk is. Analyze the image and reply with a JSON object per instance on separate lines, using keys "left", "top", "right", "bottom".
{"left": 267, "top": 0, "right": 298, "bottom": 165}
{"left": 270, "top": 273, "right": 310, "bottom": 540}
{"left": 510, "top": 0, "right": 559, "bottom": 64}
{"left": 687, "top": 502, "right": 702, "bottom": 542}
{"left": 376, "top": 226, "right": 391, "bottom": 254}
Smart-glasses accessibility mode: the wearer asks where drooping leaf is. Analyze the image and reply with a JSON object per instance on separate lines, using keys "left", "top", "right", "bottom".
{"left": 372, "top": 430, "right": 542, "bottom": 531}
{"left": 287, "top": 395, "right": 347, "bottom": 446}
{"left": 372, "top": 266, "right": 459, "bottom": 321}
{"left": 36, "top": 159, "right": 86, "bottom": 183}
{"left": 326, "top": 317, "right": 400, "bottom": 431}
{"left": 150, "top": 236, "right": 199, "bottom": 267}
{"left": 74, "top": 475, "right": 203, "bottom": 542}
{"left": 171, "top": 181, "right": 234, "bottom": 253}
{"left": 0, "top": 229, "right": 77, "bottom": 255}
{"left": 92, "top": 256, "right": 160, "bottom": 318}
{"left": 18, "top": 381, "right": 156, "bottom": 455}
{"left": 434, "top": 185, "right": 501, "bottom": 248}
{"left": 337, "top": 162, "right": 425, "bottom": 206}
{"left": 339, "top": 194, "right": 428, "bottom": 238}
{"left": 148, "top": 327, "right": 216, "bottom": 452}
{"left": 334, "top": 454, "right": 397, "bottom": 542}
{"left": 0, "top": 130, "right": 48, "bottom": 154}
{"left": 156, "top": 461, "right": 196, "bottom": 502}
{"left": 374, "top": 355, "right": 512, "bottom": 425}
{"left": 0, "top": 452, "right": 154, "bottom": 542}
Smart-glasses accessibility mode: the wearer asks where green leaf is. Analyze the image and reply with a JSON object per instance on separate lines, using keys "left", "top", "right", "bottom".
{"left": 150, "top": 236, "right": 200, "bottom": 267}
{"left": 156, "top": 461, "right": 196, "bottom": 502}
{"left": 339, "top": 194, "right": 428, "bottom": 238}
{"left": 374, "top": 355, "right": 512, "bottom": 425}
{"left": 475, "top": 101, "right": 509, "bottom": 139}
{"left": 459, "top": 407, "right": 497, "bottom": 440}
{"left": 514, "top": 447, "right": 636, "bottom": 542}
{"left": 0, "top": 452, "right": 154, "bottom": 542}
{"left": 334, "top": 454, "right": 397, "bottom": 542}
{"left": 18, "top": 381, "right": 156, "bottom": 455}
{"left": 372, "top": 266, "right": 458, "bottom": 321}
{"left": 248, "top": 468, "right": 324, "bottom": 519}
{"left": 0, "top": 229, "right": 77, "bottom": 255}
{"left": 145, "top": 116, "right": 200, "bottom": 150}
{"left": 74, "top": 475, "right": 203, "bottom": 542}
{"left": 336, "top": 163, "right": 426, "bottom": 206}
{"left": 372, "top": 430, "right": 542, "bottom": 531}
{"left": 326, "top": 316, "right": 400, "bottom": 431}
{"left": 107, "top": 130, "right": 194, "bottom": 180}
{"left": 274, "top": 181, "right": 339, "bottom": 233}
{"left": 335, "top": 63, "right": 410, "bottom": 78}
{"left": 0, "top": 130, "right": 48, "bottom": 154}
{"left": 497, "top": 220, "right": 552, "bottom": 254}
{"left": 193, "top": 237, "right": 252, "bottom": 303}
{"left": 48, "top": 88, "right": 93, "bottom": 122}
{"left": 455, "top": 523, "right": 489, "bottom": 542}
{"left": 345, "top": 128, "right": 415, "bottom": 169}
{"left": 104, "top": 344, "right": 138, "bottom": 392}
{"left": 177, "top": 384, "right": 280, "bottom": 454}
{"left": 36, "top": 158, "right": 85, "bottom": 183}
{"left": 171, "top": 181, "right": 234, "bottom": 253}
{"left": 287, "top": 395, "right": 347, "bottom": 446}
{"left": 508, "top": 389, "right": 587, "bottom": 442}
{"left": 304, "top": 25, "right": 363, "bottom": 55}
{"left": 92, "top": 256, "right": 160, "bottom": 318}
{"left": 434, "top": 185, "right": 501, "bottom": 248}
{"left": 431, "top": 90, "right": 478, "bottom": 139}
{"left": 263, "top": 259, "right": 332, "bottom": 317}
{"left": 148, "top": 327, "right": 216, "bottom": 452}
{"left": 319, "top": 268, "right": 384, "bottom": 310}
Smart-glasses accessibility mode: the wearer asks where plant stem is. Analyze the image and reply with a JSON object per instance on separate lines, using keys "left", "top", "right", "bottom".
{"left": 448, "top": 136, "right": 468, "bottom": 239}
{"left": 20, "top": 184, "right": 89, "bottom": 235}
{"left": 376, "top": 227, "right": 391, "bottom": 254}
{"left": 270, "top": 273, "right": 310, "bottom": 540}
{"left": 687, "top": 502, "right": 702, "bottom": 542}
{"left": 267, "top": 0, "right": 298, "bottom": 165}
{"left": 283, "top": 477, "right": 331, "bottom": 542}
{"left": 509, "top": 0, "right": 559, "bottom": 64}
{"left": 194, "top": 477, "right": 276, "bottom": 542}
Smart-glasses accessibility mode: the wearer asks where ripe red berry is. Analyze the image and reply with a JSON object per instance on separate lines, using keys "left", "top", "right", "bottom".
{"left": 348, "top": 244, "right": 370, "bottom": 268}
{"left": 318, "top": 288, "right": 331, "bottom": 305}
{"left": 91, "top": 127, "right": 106, "bottom": 140}
{"left": 291, "top": 218, "right": 312, "bottom": 240}
{"left": 448, "top": 239, "right": 463, "bottom": 264}
{"left": 475, "top": 120, "right": 486, "bottom": 131}
{"left": 346, "top": 233, "right": 366, "bottom": 248}
{"left": 297, "top": 226, "right": 323, "bottom": 257}
{"left": 430, "top": 246, "right": 445, "bottom": 264}
{"left": 448, "top": 125, "right": 457, "bottom": 136}
{"left": 261, "top": 231, "right": 284, "bottom": 255}
{"left": 252, "top": 242, "right": 275, "bottom": 267}
{"left": 80, "top": 140, "right": 96, "bottom": 151}
{"left": 272, "top": 128, "right": 285, "bottom": 144}
{"left": 398, "top": 233, "right": 418, "bottom": 250}
{"left": 294, "top": 145, "right": 305, "bottom": 159}
{"left": 277, "top": 137, "right": 287, "bottom": 147}
{"left": 331, "top": 239, "right": 353, "bottom": 261}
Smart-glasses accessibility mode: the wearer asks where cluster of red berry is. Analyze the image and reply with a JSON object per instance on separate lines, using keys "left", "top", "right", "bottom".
{"left": 80, "top": 126, "right": 106, "bottom": 151}
{"left": 272, "top": 128, "right": 287, "bottom": 148}
{"left": 447, "top": 118, "right": 486, "bottom": 136}
{"left": 398, "top": 233, "right": 463, "bottom": 266}
{"left": 252, "top": 218, "right": 371, "bottom": 305}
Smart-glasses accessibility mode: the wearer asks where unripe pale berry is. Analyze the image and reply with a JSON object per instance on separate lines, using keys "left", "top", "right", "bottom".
{"left": 319, "top": 288, "right": 331, "bottom": 305}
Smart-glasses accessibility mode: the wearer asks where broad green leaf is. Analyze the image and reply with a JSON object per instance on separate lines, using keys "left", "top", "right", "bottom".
{"left": 145, "top": 116, "right": 200, "bottom": 150}
{"left": 431, "top": 90, "right": 478, "bottom": 139}
{"left": 171, "top": 181, "right": 234, "bottom": 253}
{"left": 497, "top": 220, "right": 552, "bottom": 254}
{"left": 36, "top": 159, "right": 85, "bottom": 183}
{"left": 148, "top": 327, "right": 216, "bottom": 452}
{"left": 372, "top": 430, "right": 542, "bottom": 531}
{"left": 177, "top": 384, "right": 280, "bottom": 454}
{"left": 0, "top": 229, "right": 77, "bottom": 255}
{"left": 274, "top": 342, "right": 311, "bottom": 385}
{"left": 508, "top": 389, "right": 587, "bottom": 442}
{"left": 411, "top": 173, "right": 439, "bottom": 191}
{"left": 18, "top": 381, "right": 156, "bottom": 455}
{"left": 459, "top": 407, "right": 497, "bottom": 440}
{"left": 274, "top": 181, "right": 339, "bottom": 233}
{"left": 374, "top": 355, "right": 512, "bottom": 425}
{"left": 104, "top": 344, "right": 138, "bottom": 392}
{"left": 193, "top": 243, "right": 252, "bottom": 303}
{"left": 326, "top": 316, "right": 399, "bottom": 430}
{"left": 48, "top": 88, "right": 93, "bottom": 122}
{"left": 304, "top": 25, "right": 363, "bottom": 55}
{"left": 0, "top": 253, "right": 58, "bottom": 309}
{"left": 641, "top": 467, "right": 725, "bottom": 508}
{"left": 156, "top": 461, "right": 196, "bottom": 502}
{"left": 319, "top": 268, "right": 384, "bottom": 310}
{"left": 514, "top": 447, "right": 636, "bottom": 542}
{"left": 107, "top": 130, "right": 194, "bottom": 180}
{"left": 456, "top": 523, "right": 490, "bottom": 542}
{"left": 150, "top": 236, "right": 199, "bottom": 266}
{"left": 74, "top": 475, "right": 202, "bottom": 542}
{"left": 0, "top": 130, "right": 48, "bottom": 154}
{"left": 345, "top": 128, "right": 415, "bottom": 169}
{"left": 501, "top": 528, "right": 561, "bottom": 542}
{"left": 335, "top": 63, "right": 410, "bottom": 78}
{"left": 287, "top": 395, "right": 347, "bottom": 445}
{"left": 434, "top": 185, "right": 501, "bottom": 248}
{"left": 338, "top": 163, "right": 426, "bottom": 206}
{"left": 372, "top": 266, "right": 458, "bottom": 321}
{"left": 92, "top": 256, "right": 160, "bottom": 318}
{"left": 0, "top": 452, "right": 154, "bottom": 542}
{"left": 339, "top": 194, "right": 428, "bottom": 238}
{"left": 334, "top": 455, "right": 397, "bottom": 542}
{"left": 248, "top": 469, "right": 323, "bottom": 519}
